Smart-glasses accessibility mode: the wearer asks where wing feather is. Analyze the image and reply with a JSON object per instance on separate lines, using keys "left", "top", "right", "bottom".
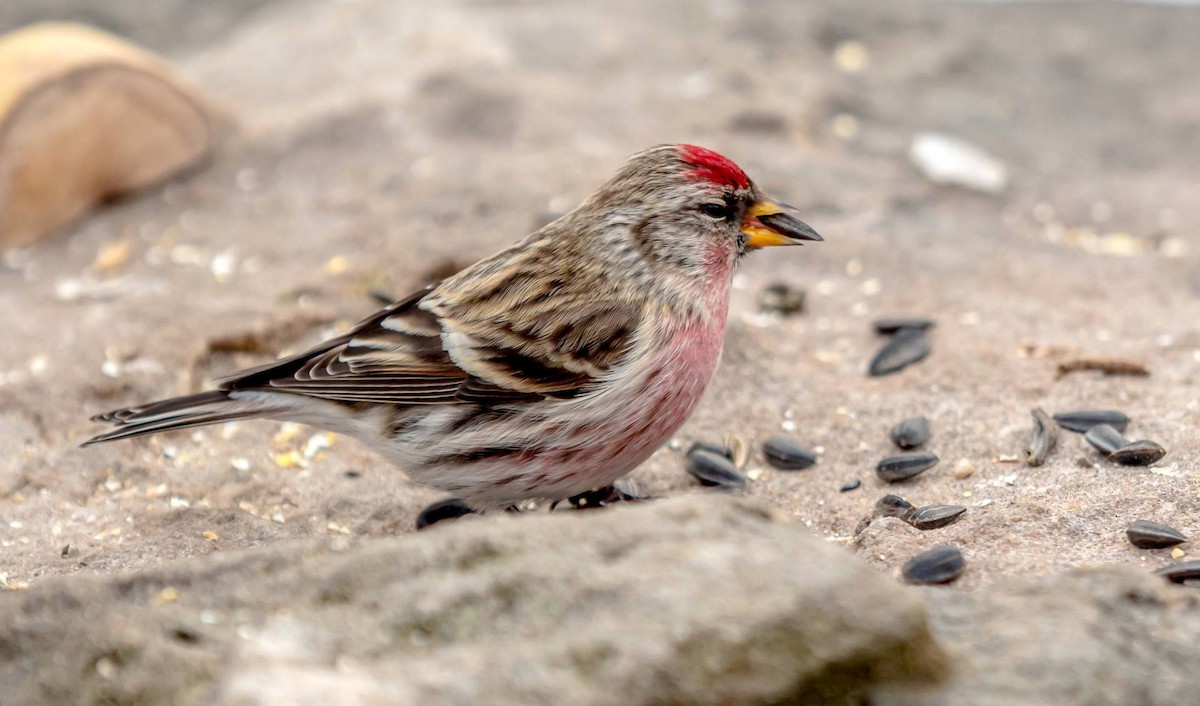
{"left": 216, "top": 269, "right": 644, "bottom": 407}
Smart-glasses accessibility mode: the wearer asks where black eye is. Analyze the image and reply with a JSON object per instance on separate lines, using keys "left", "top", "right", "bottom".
{"left": 701, "top": 202, "right": 729, "bottom": 220}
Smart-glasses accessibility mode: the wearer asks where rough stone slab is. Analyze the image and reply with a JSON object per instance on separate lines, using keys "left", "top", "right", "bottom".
{"left": 0, "top": 495, "right": 944, "bottom": 706}
{"left": 876, "top": 567, "right": 1200, "bottom": 706}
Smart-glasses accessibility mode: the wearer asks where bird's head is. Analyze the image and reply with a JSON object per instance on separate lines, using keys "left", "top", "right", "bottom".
{"left": 576, "top": 144, "right": 821, "bottom": 283}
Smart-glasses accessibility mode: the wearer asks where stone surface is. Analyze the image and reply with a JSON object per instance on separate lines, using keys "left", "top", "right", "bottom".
{"left": 0, "top": 495, "right": 944, "bottom": 706}
{"left": 878, "top": 568, "right": 1200, "bottom": 706}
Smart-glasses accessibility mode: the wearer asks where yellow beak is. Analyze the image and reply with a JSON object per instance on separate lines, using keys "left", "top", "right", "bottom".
{"left": 741, "top": 199, "right": 823, "bottom": 248}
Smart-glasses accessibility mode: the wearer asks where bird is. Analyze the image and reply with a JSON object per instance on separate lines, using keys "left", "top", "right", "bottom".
{"left": 84, "top": 144, "right": 822, "bottom": 508}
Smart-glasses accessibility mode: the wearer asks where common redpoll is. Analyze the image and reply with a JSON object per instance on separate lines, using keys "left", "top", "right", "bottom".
{"left": 85, "top": 144, "right": 821, "bottom": 506}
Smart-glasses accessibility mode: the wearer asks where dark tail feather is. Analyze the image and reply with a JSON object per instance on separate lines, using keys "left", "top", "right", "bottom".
{"left": 83, "top": 391, "right": 279, "bottom": 446}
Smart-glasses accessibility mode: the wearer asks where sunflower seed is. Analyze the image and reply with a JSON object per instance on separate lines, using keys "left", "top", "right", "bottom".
{"left": 1025, "top": 407, "right": 1058, "bottom": 467}
{"left": 1052, "top": 409, "right": 1130, "bottom": 433}
{"left": 685, "top": 450, "right": 747, "bottom": 489}
{"left": 907, "top": 504, "right": 967, "bottom": 530}
{"left": 1127, "top": 520, "right": 1188, "bottom": 549}
{"left": 840, "top": 478, "right": 862, "bottom": 492}
{"left": 875, "top": 494, "right": 915, "bottom": 519}
{"left": 1084, "top": 424, "right": 1128, "bottom": 455}
{"left": 868, "top": 328, "right": 931, "bottom": 377}
{"left": 416, "top": 498, "right": 475, "bottom": 530}
{"left": 889, "top": 417, "right": 931, "bottom": 449}
{"left": 1153, "top": 561, "right": 1200, "bottom": 584}
{"left": 762, "top": 436, "right": 817, "bottom": 471}
{"left": 687, "top": 440, "right": 733, "bottom": 462}
{"left": 757, "top": 282, "right": 806, "bottom": 316}
{"left": 876, "top": 452, "right": 939, "bottom": 482}
{"left": 903, "top": 544, "right": 965, "bottom": 585}
{"left": 1110, "top": 440, "right": 1167, "bottom": 466}
{"left": 873, "top": 317, "right": 936, "bottom": 335}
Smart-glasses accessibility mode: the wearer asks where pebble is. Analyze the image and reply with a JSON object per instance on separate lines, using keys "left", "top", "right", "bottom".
{"left": 1110, "top": 440, "right": 1167, "bottom": 467}
{"left": 868, "top": 328, "right": 931, "bottom": 377}
{"left": 762, "top": 436, "right": 818, "bottom": 471}
{"left": 1084, "top": 424, "right": 1128, "bottom": 455}
{"left": 953, "top": 459, "right": 976, "bottom": 480}
{"left": 903, "top": 544, "right": 966, "bottom": 585}
{"left": 889, "top": 417, "right": 931, "bottom": 449}
{"left": 1153, "top": 560, "right": 1200, "bottom": 584}
{"left": 756, "top": 282, "right": 806, "bottom": 316}
{"left": 873, "top": 317, "right": 935, "bottom": 335}
{"left": 908, "top": 132, "right": 1008, "bottom": 194}
{"left": 1127, "top": 520, "right": 1188, "bottom": 549}
{"left": 876, "top": 452, "right": 939, "bottom": 482}
{"left": 685, "top": 450, "right": 747, "bottom": 489}
{"left": 1025, "top": 407, "right": 1058, "bottom": 467}
{"left": 1052, "top": 409, "right": 1130, "bottom": 434}
{"left": 875, "top": 494, "right": 915, "bottom": 519}
{"left": 907, "top": 504, "right": 967, "bottom": 530}
{"left": 416, "top": 498, "right": 475, "bottom": 530}
{"left": 840, "top": 479, "right": 862, "bottom": 492}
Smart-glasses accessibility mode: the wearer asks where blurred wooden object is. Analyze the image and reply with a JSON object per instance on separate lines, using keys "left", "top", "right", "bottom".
{"left": 0, "top": 23, "right": 214, "bottom": 249}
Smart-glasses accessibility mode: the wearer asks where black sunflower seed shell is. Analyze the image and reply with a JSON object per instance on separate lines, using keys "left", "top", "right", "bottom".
{"left": 875, "top": 494, "right": 915, "bottom": 519}
{"left": 1052, "top": 409, "right": 1130, "bottom": 434}
{"left": 762, "top": 436, "right": 817, "bottom": 471}
{"left": 1154, "top": 561, "right": 1200, "bottom": 584}
{"left": 416, "top": 498, "right": 475, "bottom": 530}
{"left": 889, "top": 417, "right": 931, "bottom": 449}
{"left": 908, "top": 504, "right": 967, "bottom": 530}
{"left": 1084, "top": 424, "right": 1128, "bottom": 455}
{"left": 1127, "top": 520, "right": 1188, "bottom": 549}
{"left": 873, "top": 317, "right": 936, "bottom": 335}
{"left": 1025, "top": 407, "right": 1059, "bottom": 467}
{"left": 840, "top": 479, "right": 862, "bottom": 492}
{"left": 1110, "top": 440, "right": 1167, "bottom": 467}
{"left": 868, "top": 328, "right": 932, "bottom": 377}
{"left": 876, "top": 452, "right": 939, "bottom": 482}
{"left": 903, "top": 544, "right": 965, "bottom": 585}
{"left": 687, "top": 440, "right": 733, "bottom": 462}
{"left": 685, "top": 450, "right": 747, "bottom": 489}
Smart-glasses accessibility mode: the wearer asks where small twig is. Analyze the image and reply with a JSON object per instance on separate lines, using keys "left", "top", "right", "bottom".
{"left": 1055, "top": 356, "right": 1149, "bottom": 380}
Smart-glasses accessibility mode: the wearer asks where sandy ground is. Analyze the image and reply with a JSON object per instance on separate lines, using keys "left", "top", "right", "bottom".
{"left": 1, "top": 0, "right": 1198, "bottom": 591}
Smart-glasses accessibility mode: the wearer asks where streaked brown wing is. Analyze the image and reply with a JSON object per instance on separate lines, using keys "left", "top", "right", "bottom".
{"left": 218, "top": 280, "right": 643, "bottom": 406}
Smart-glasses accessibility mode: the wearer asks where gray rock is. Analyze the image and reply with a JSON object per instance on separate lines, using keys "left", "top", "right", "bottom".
{"left": 876, "top": 567, "right": 1200, "bottom": 706}
{"left": 0, "top": 495, "right": 944, "bottom": 706}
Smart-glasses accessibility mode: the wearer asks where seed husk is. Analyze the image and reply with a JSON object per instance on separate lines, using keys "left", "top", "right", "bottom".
{"left": 1084, "top": 424, "right": 1128, "bottom": 455}
{"left": 762, "top": 436, "right": 817, "bottom": 471}
{"left": 889, "top": 416, "right": 931, "bottom": 449}
{"left": 757, "top": 282, "right": 806, "bottom": 316}
{"left": 1110, "top": 440, "right": 1167, "bottom": 467}
{"left": 907, "top": 504, "right": 967, "bottom": 530}
{"left": 876, "top": 452, "right": 939, "bottom": 482}
{"left": 840, "top": 478, "right": 862, "bottom": 492}
{"left": 725, "top": 434, "right": 750, "bottom": 469}
{"left": 903, "top": 544, "right": 965, "bottom": 585}
{"left": 685, "top": 450, "right": 747, "bottom": 489}
{"left": 873, "top": 317, "right": 936, "bottom": 335}
{"left": 416, "top": 498, "right": 475, "bottom": 530}
{"left": 868, "top": 328, "right": 931, "bottom": 377}
{"left": 1025, "top": 407, "right": 1058, "bottom": 467}
{"left": 1127, "top": 520, "right": 1188, "bottom": 549}
{"left": 1052, "top": 409, "right": 1130, "bottom": 434}
{"left": 875, "top": 494, "right": 915, "bottom": 519}
{"left": 1154, "top": 561, "right": 1200, "bottom": 584}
